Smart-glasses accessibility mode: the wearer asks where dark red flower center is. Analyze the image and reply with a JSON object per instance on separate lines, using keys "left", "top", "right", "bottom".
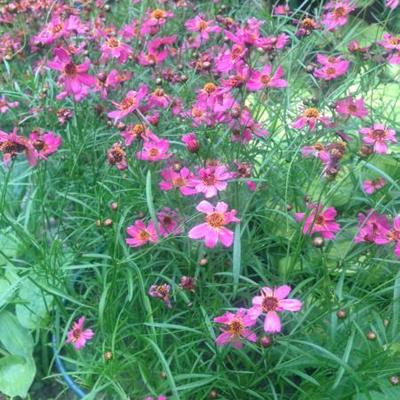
{"left": 262, "top": 296, "right": 279, "bottom": 312}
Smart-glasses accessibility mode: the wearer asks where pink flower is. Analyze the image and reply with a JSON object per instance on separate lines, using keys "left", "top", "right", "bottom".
{"left": 386, "top": 0, "right": 399, "bottom": 9}
{"left": 159, "top": 166, "right": 197, "bottom": 196}
{"left": 136, "top": 136, "right": 171, "bottom": 162}
{"left": 0, "top": 96, "right": 19, "bottom": 113}
{"left": 335, "top": 97, "right": 368, "bottom": 119}
{"left": 295, "top": 204, "right": 341, "bottom": 239}
{"left": 157, "top": 208, "right": 182, "bottom": 237}
{"left": 148, "top": 283, "right": 171, "bottom": 308}
{"left": 148, "top": 88, "right": 171, "bottom": 109}
{"left": 359, "top": 124, "right": 397, "bottom": 154}
{"left": 313, "top": 57, "right": 350, "bottom": 80}
{"left": 273, "top": 4, "right": 290, "bottom": 15}
{"left": 387, "top": 217, "right": 400, "bottom": 257}
{"left": 48, "top": 48, "right": 96, "bottom": 101}
{"left": 181, "top": 133, "right": 199, "bottom": 153}
{"left": 100, "top": 37, "right": 132, "bottom": 64}
{"left": 185, "top": 15, "right": 221, "bottom": 41}
{"left": 126, "top": 220, "right": 158, "bottom": 247}
{"left": 214, "top": 309, "right": 257, "bottom": 349}
{"left": 107, "top": 85, "right": 148, "bottom": 121}
{"left": 321, "top": 1, "right": 356, "bottom": 31}
{"left": 29, "top": 131, "right": 62, "bottom": 160}
{"left": 140, "top": 9, "right": 174, "bottom": 35}
{"left": 188, "top": 201, "right": 240, "bottom": 248}
{"left": 292, "top": 108, "right": 332, "bottom": 131}
{"left": 362, "top": 178, "right": 386, "bottom": 195}
{"left": 66, "top": 316, "right": 94, "bottom": 350}
{"left": 120, "top": 124, "right": 152, "bottom": 146}
{"left": 249, "top": 285, "right": 302, "bottom": 333}
{"left": 191, "top": 165, "right": 233, "bottom": 198}
{"left": 0, "top": 128, "right": 37, "bottom": 167}
{"left": 354, "top": 211, "right": 391, "bottom": 244}
{"left": 246, "top": 65, "right": 287, "bottom": 91}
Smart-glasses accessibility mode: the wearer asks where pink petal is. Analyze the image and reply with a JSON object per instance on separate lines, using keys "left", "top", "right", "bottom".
{"left": 274, "top": 285, "right": 291, "bottom": 300}
{"left": 279, "top": 299, "right": 302, "bottom": 312}
{"left": 264, "top": 311, "right": 281, "bottom": 333}
{"left": 196, "top": 200, "right": 214, "bottom": 214}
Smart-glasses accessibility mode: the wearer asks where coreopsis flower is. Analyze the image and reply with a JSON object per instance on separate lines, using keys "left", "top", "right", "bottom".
{"left": 148, "top": 88, "right": 171, "bottom": 109}
{"left": 273, "top": 4, "right": 290, "bottom": 15}
{"left": 214, "top": 309, "right": 257, "bottom": 349}
{"left": 181, "top": 133, "right": 199, "bottom": 153}
{"left": 215, "top": 44, "right": 247, "bottom": 73}
{"left": 375, "top": 216, "right": 400, "bottom": 257}
{"left": 362, "top": 178, "right": 386, "bottom": 195}
{"left": 0, "top": 128, "right": 37, "bottom": 167}
{"left": 313, "top": 54, "right": 350, "bottom": 80}
{"left": 386, "top": 0, "right": 399, "bottom": 9}
{"left": 29, "top": 131, "right": 62, "bottom": 160}
{"left": 157, "top": 208, "right": 182, "bottom": 236}
{"left": 359, "top": 124, "right": 397, "bottom": 154}
{"left": 190, "top": 165, "right": 233, "bottom": 198}
{"left": 335, "top": 97, "right": 368, "bottom": 119}
{"left": 148, "top": 283, "right": 171, "bottom": 308}
{"left": 233, "top": 161, "right": 257, "bottom": 191}
{"left": 100, "top": 36, "right": 132, "bottom": 64}
{"left": 56, "top": 108, "right": 73, "bottom": 125}
{"left": 140, "top": 9, "right": 174, "bottom": 35}
{"left": 246, "top": 65, "right": 287, "bottom": 91}
{"left": 188, "top": 200, "right": 240, "bottom": 248}
{"left": 185, "top": 15, "right": 221, "bottom": 43}
{"left": 354, "top": 211, "right": 391, "bottom": 244}
{"left": 107, "top": 142, "right": 128, "bottom": 170}
{"left": 249, "top": 286, "right": 302, "bottom": 333}
{"left": 136, "top": 136, "right": 171, "bottom": 162}
{"left": 295, "top": 17, "right": 321, "bottom": 37}
{"left": 120, "top": 124, "right": 151, "bottom": 146}
{"left": 292, "top": 108, "right": 332, "bottom": 131}
{"left": 159, "top": 167, "right": 197, "bottom": 196}
{"left": 126, "top": 220, "right": 158, "bottom": 247}
{"left": 295, "top": 203, "right": 341, "bottom": 239}
{"left": 48, "top": 48, "right": 96, "bottom": 101}
{"left": 0, "top": 95, "right": 19, "bottom": 113}
{"left": 321, "top": 0, "right": 356, "bottom": 31}
{"left": 66, "top": 316, "right": 94, "bottom": 350}
{"left": 180, "top": 276, "right": 196, "bottom": 292}
{"left": 107, "top": 85, "right": 148, "bottom": 121}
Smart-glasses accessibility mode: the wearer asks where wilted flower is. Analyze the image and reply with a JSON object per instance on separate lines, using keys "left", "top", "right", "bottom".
{"left": 149, "top": 283, "right": 172, "bottom": 308}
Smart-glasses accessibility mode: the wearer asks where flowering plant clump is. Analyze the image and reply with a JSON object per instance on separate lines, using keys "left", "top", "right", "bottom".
{"left": 0, "top": 0, "right": 399, "bottom": 399}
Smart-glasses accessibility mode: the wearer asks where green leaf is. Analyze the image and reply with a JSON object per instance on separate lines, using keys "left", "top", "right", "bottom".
{"left": 0, "top": 311, "right": 34, "bottom": 357}
{"left": 16, "top": 279, "right": 52, "bottom": 329}
{"left": 145, "top": 169, "right": 159, "bottom": 235}
{"left": 0, "top": 355, "right": 36, "bottom": 398}
{"left": 232, "top": 223, "right": 241, "bottom": 294}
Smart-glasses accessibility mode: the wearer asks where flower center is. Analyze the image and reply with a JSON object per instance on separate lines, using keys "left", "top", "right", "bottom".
{"left": 33, "top": 139, "right": 45, "bottom": 151}
{"left": 109, "top": 147, "right": 125, "bottom": 163}
{"left": 334, "top": 7, "right": 346, "bottom": 17}
{"left": 138, "top": 230, "right": 150, "bottom": 241}
{"left": 302, "top": 18, "right": 316, "bottom": 29}
{"left": 198, "top": 20, "right": 208, "bottom": 31}
{"left": 260, "top": 74, "right": 271, "bottom": 85}
{"left": 154, "top": 88, "right": 165, "bottom": 97}
{"left": 52, "top": 23, "right": 64, "bottom": 34}
{"left": 347, "top": 104, "right": 357, "bottom": 112}
{"left": 262, "top": 296, "right": 279, "bottom": 312}
{"left": 304, "top": 108, "right": 320, "bottom": 118}
{"left": 326, "top": 67, "right": 337, "bottom": 75}
{"left": 203, "top": 82, "right": 217, "bottom": 93}
{"left": 72, "top": 328, "right": 81, "bottom": 340}
{"left": 206, "top": 212, "right": 225, "bottom": 228}
{"left": 151, "top": 9, "right": 166, "bottom": 19}
{"left": 315, "top": 215, "right": 325, "bottom": 225}
{"left": 120, "top": 97, "right": 136, "bottom": 110}
{"left": 371, "top": 129, "right": 386, "bottom": 140}
{"left": 173, "top": 177, "right": 185, "bottom": 187}
{"left": 192, "top": 107, "right": 204, "bottom": 118}
{"left": 202, "top": 174, "right": 216, "bottom": 185}
{"left": 229, "top": 319, "right": 244, "bottom": 335}
{"left": 149, "top": 148, "right": 160, "bottom": 157}
{"left": 64, "top": 62, "right": 77, "bottom": 76}
{"left": 106, "top": 37, "right": 120, "bottom": 48}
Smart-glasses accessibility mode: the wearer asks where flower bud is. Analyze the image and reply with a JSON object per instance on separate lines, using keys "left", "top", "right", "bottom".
{"left": 336, "top": 309, "right": 346, "bottom": 319}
